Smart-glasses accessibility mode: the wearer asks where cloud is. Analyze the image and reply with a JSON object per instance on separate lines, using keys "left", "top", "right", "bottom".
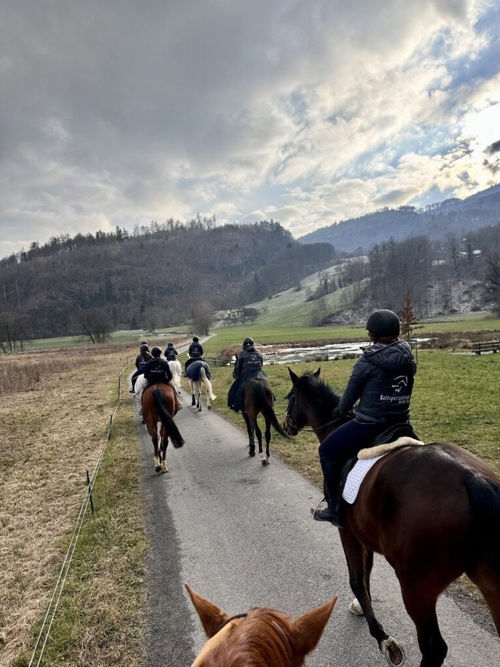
{"left": 0, "top": 0, "right": 499, "bottom": 257}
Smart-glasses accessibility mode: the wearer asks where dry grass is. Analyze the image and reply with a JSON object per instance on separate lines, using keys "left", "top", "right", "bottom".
{"left": 0, "top": 346, "right": 142, "bottom": 667}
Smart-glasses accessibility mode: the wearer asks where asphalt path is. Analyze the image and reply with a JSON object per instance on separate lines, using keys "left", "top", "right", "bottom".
{"left": 133, "top": 388, "right": 500, "bottom": 667}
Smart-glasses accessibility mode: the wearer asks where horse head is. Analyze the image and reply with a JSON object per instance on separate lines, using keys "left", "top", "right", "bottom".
{"left": 186, "top": 584, "right": 336, "bottom": 667}
{"left": 284, "top": 367, "right": 340, "bottom": 438}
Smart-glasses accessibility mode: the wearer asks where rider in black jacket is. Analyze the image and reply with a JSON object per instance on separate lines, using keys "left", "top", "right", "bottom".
{"left": 227, "top": 337, "right": 265, "bottom": 412}
{"left": 313, "top": 309, "right": 417, "bottom": 527}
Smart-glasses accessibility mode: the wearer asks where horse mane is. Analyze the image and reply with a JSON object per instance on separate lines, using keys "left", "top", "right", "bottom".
{"left": 300, "top": 372, "right": 340, "bottom": 413}
{"left": 206, "top": 608, "right": 296, "bottom": 667}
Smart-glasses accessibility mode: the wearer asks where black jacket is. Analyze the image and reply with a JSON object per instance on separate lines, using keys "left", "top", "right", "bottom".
{"left": 188, "top": 342, "right": 203, "bottom": 358}
{"left": 165, "top": 346, "right": 178, "bottom": 361}
{"left": 135, "top": 351, "right": 153, "bottom": 372}
{"left": 234, "top": 346, "right": 264, "bottom": 381}
{"left": 338, "top": 340, "right": 416, "bottom": 423}
{"left": 144, "top": 358, "right": 173, "bottom": 386}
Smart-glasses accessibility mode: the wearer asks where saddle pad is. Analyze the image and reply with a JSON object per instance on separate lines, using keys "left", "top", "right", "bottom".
{"left": 342, "top": 455, "right": 384, "bottom": 504}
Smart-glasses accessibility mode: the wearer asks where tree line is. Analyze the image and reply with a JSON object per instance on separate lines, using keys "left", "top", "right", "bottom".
{"left": 0, "top": 219, "right": 335, "bottom": 347}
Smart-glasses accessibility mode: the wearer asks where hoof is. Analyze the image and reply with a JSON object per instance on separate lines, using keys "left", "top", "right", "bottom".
{"left": 208, "top": 405, "right": 212, "bottom": 410}
{"left": 155, "top": 464, "right": 161, "bottom": 472}
{"left": 380, "top": 637, "right": 405, "bottom": 666}
{"left": 249, "top": 448, "right": 255, "bottom": 457}
{"left": 161, "top": 462, "right": 168, "bottom": 473}
{"left": 348, "top": 599, "right": 364, "bottom": 616}
{"left": 191, "top": 398, "right": 196, "bottom": 406}
{"left": 260, "top": 453, "right": 269, "bottom": 466}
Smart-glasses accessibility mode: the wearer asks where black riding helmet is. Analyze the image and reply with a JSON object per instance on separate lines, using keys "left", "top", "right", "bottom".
{"left": 167, "top": 342, "right": 174, "bottom": 347}
{"left": 140, "top": 343, "right": 149, "bottom": 352}
{"left": 366, "top": 309, "right": 400, "bottom": 338}
{"left": 192, "top": 336, "right": 199, "bottom": 342}
{"left": 151, "top": 346, "right": 162, "bottom": 357}
{"left": 242, "top": 337, "right": 254, "bottom": 349}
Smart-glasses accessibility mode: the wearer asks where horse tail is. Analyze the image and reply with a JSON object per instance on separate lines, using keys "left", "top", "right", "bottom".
{"left": 464, "top": 471, "right": 500, "bottom": 572}
{"left": 200, "top": 366, "right": 216, "bottom": 401}
{"left": 260, "top": 385, "right": 289, "bottom": 438}
{"left": 153, "top": 388, "right": 184, "bottom": 449}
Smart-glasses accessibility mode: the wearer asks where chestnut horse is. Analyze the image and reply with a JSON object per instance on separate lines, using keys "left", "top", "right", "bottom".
{"left": 241, "top": 377, "right": 289, "bottom": 464}
{"left": 284, "top": 368, "right": 500, "bottom": 667}
{"left": 141, "top": 383, "right": 184, "bottom": 472}
{"left": 186, "top": 584, "right": 336, "bottom": 667}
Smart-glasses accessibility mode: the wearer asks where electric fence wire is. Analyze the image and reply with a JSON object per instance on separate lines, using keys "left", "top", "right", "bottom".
{"left": 28, "top": 362, "right": 130, "bottom": 667}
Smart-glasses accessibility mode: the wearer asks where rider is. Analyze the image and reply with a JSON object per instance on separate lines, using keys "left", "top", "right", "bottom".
{"left": 227, "top": 337, "right": 265, "bottom": 412}
{"left": 185, "top": 336, "right": 204, "bottom": 373}
{"left": 143, "top": 346, "right": 182, "bottom": 411}
{"left": 130, "top": 343, "right": 153, "bottom": 393}
{"left": 164, "top": 342, "right": 178, "bottom": 361}
{"left": 313, "top": 309, "right": 417, "bottom": 527}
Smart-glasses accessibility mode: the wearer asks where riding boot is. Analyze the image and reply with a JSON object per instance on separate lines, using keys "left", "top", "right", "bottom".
{"left": 312, "top": 460, "right": 344, "bottom": 527}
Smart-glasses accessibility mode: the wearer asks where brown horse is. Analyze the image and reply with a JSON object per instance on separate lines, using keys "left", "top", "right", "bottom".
{"left": 141, "top": 383, "right": 184, "bottom": 472}
{"left": 284, "top": 368, "right": 500, "bottom": 667}
{"left": 241, "top": 377, "right": 289, "bottom": 465}
{"left": 185, "top": 583, "right": 337, "bottom": 667}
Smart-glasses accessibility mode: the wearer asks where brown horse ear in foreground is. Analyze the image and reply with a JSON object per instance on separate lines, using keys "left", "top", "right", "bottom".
{"left": 185, "top": 583, "right": 337, "bottom": 667}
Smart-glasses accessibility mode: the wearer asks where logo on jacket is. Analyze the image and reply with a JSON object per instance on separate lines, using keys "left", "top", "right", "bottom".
{"left": 392, "top": 375, "right": 408, "bottom": 393}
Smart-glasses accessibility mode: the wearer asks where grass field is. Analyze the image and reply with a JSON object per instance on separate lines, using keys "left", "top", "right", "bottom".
{"left": 1, "top": 316, "right": 499, "bottom": 666}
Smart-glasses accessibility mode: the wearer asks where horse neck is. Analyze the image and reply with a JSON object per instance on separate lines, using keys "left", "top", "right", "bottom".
{"left": 302, "top": 385, "right": 339, "bottom": 443}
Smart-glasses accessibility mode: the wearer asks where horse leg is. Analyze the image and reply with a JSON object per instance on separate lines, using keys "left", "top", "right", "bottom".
{"left": 160, "top": 426, "right": 169, "bottom": 473}
{"left": 467, "top": 563, "right": 500, "bottom": 635}
{"left": 340, "top": 528, "right": 404, "bottom": 665}
{"left": 147, "top": 423, "right": 161, "bottom": 473}
{"left": 243, "top": 412, "right": 255, "bottom": 457}
{"left": 190, "top": 380, "right": 196, "bottom": 406}
{"left": 400, "top": 578, "right": 447, "bottom": 666}
{"left": 260, "top": 418, "right": 271, "bottom": 466}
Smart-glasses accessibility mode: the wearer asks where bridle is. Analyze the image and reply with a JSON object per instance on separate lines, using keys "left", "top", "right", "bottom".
{"left": 284, "top": 388, "right": 341, "bottom": 434}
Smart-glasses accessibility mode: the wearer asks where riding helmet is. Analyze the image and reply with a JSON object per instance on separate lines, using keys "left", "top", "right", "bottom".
{"left": 242, "top": 337, "right": 254, "bottom": 348}
{"left": 192, "top": 336, "right": 199, "bottom": 342}
{"left": 151, "top": 346, "right": 162, "bottom": 357}
{"left": 167, "top": 342, "right": 174, "bottom": 347}
{"left": 366, "top": 309, "right": 400, "bottom": 338}
{"left": 140, "top": 343, "right": 149, "bottom": 352}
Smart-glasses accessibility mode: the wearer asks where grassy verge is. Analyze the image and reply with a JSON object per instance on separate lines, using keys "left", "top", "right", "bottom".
{"left": 17, "top": 408, "right": 147, "bottom": 667}
{"left": 0, "top": 346, "right": 146, "bottom": 667}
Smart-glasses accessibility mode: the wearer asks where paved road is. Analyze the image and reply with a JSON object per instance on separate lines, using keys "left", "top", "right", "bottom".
{"left": 133, "top": 389, "right": 500, "bottom": 667}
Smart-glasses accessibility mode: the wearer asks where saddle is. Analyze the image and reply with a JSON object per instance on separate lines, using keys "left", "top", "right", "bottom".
{"left": 338, "top": 422, "right": 420, "bottom": 497}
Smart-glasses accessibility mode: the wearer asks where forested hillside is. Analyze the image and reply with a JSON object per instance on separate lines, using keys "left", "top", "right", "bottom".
{"left": 0, "top": 220, "right": 334, "bottom": 342}
{"left": 300, "top": 183, "right": 500, "bottom": 253}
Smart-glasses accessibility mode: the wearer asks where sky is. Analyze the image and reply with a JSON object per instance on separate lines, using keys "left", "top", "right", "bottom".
{"left": 1, "top": 0, "right": 499, "bottom": 259}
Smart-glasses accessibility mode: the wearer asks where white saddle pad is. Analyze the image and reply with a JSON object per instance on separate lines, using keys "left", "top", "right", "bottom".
{"left": 342, "top": 456, "right": 384, "bottom": 504}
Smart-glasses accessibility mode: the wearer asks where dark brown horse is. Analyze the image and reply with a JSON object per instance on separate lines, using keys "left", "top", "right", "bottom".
{"left": 185, "top": 583, "right": 337, "bottom": 667}
{"left": 284, "top": 367, "right": 500, "bottom": 667}
{"left": 141, "top": 383, "right": 184, "bottom": 472}
{"left": 241, "top": 377, "right": 288, "bottom": 465}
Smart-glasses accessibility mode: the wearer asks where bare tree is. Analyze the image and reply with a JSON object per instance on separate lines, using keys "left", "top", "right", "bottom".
{"left": 75, "top": 308, "right": 112, "bottom": 344}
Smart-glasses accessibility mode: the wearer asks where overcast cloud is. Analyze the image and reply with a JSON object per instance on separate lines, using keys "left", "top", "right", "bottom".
{"left": 1, "top": 0, "right": 499, "bottom": 257}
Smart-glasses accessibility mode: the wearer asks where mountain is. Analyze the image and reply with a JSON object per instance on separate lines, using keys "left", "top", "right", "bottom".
{"left": 299, "top": 184, "right": 500, "bottom": 253}
{"left": 0, "top": 220, "right": 335, "bottom": 339}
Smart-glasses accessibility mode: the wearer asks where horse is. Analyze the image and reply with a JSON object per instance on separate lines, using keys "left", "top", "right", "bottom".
{"left": 133, "top": 373, "right": 147, "bottom": 399}
{"left": 141, "top": 383, "right": 184, "bottom": 472}
{"left": 283, "top": 367, "right": 500, "bottom": 667}
{"left": 185, "top": 360, "right": 216, "bottom": 411}
{"left": 168, "top": 359, "right": 183, "bottom": 395}
{"left": 241, "top": 377, "right": 289, "bottom": 465}
{"left": 185, "top": 583, "right": 337, "bottom": 667}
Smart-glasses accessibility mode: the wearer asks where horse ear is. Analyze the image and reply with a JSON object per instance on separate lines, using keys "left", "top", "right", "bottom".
{"left": 313, "top": 368, "right": 321, "bottom": 378}
{"left": 288, "top": 367, "right": 299, "bottom": 384}
{"left": 185, "top": 584, "right": 229, "bottom": 638}
{"left": 291, "top": 595, "right": 337, "bottom": 657}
